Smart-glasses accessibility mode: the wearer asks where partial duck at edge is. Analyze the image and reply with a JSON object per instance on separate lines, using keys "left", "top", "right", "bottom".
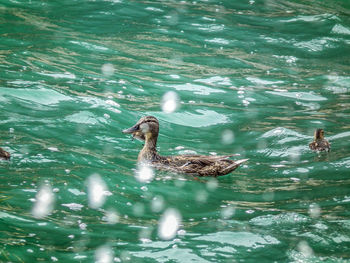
{"left": 0, "top": 147, "right": 11, "bottom": 160}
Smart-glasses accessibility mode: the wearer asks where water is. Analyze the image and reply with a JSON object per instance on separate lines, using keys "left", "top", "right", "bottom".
{"left": 1, "top": 0, "right": 350, "bottom": 262}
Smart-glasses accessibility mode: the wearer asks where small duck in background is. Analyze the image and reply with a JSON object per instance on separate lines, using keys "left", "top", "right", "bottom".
{"left": 309, "top": 129, "right": 330, "bottom": 152}
{"left": 0, "top": 147, "right": 11, "bottom": 160}
{"left": 123, "top": 116, "right": 248, "bottom": 177}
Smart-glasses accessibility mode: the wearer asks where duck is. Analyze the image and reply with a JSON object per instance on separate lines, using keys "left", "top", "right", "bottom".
{"left": 0, "top": 147, "right": 11, "bottom": 160}
{"left": 122, "top": 116, "right": 248, "bottom": 177}
{"left": 309, "top": 128, "right": 330, "bottom": 152}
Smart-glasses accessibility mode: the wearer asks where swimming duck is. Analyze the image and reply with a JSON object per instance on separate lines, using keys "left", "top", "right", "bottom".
{"left": 309, "top": 129, "right": 330, "bottom": 152}
{"left": 123, "top": 116, "right": 248, "bottom": 177}
{"left": 0, "top": 147, "right": 11, "bottom": 160}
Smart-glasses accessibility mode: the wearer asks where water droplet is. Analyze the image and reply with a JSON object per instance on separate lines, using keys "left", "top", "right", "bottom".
{"left": 206, "top": 178, "right": 218, "bottom": 191}
{"left": 195, "top": 190, "right": 208, "bottom": 203}
{"left": 103, "top": 210, "right": 119, "bottom": 224}
{"left": 87, "top": 174, "right": 108, "bottom": 209}
{"left": 101, "top": 63, "right": 115, "bottom": 77}
{"left": 158, "top": 208, "right": 181, "bottom": 240}
{"left": 151, "top": 195, "right": 165, "bottom": 213}
{"left": 135, "top": 163, "right": 154, "bottom": 183}
{"left": 166, "top": 11, "right": 179, "bottom": 25}
{"left": 289, "top": 147, "right": 300, "bottom": 163}
{"left": 297, "top": 240, "right": 314, "bottom": 257}
{"left": 20, "top": 145, "right": 29, "bottom": 155}
{"left": 308, "top": 203, "right": 321, "bottom": 218}
{"left": 32, "top": 184, "right": 55, "bottom": 219}
{"left": 133, "top": 202, "right": 145, "bottom": 217}
{"left": 221, "top": 129, "right": 235, "bottom": 144}
{"left": 262, "top": 191, "right": 274, "bottom": 201}
{"left": 220, "top": 206, "right": 235, "bottom": 220}
{"left": 95, "top": 245, "right": 114, "bottom": 263}
{"left": 161, "top": 91, "right": 180, "bottom": 113}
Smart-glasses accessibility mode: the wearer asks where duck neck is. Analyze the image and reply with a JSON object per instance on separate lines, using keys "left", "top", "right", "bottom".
{"left": 138, "top": 134, "right": 159, "bottom": 162}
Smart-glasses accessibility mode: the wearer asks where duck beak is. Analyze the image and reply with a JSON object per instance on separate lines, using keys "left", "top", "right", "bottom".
{"left": 122, "top": 124, "right": 139, "bottom": 134}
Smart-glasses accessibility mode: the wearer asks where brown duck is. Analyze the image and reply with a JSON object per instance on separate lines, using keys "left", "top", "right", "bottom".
{"left": 123, "top": 116, "right": 248, "bottom": 177}
{"left": 309, "top": 129, "right": 330, "bottom": 152}
{"left": 0, "top": 147, "right": 11, "bottom": 160}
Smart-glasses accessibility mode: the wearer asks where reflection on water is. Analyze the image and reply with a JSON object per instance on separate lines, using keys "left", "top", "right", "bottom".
{"left": 1, "top": 0, "right": 350, "bottom": 262}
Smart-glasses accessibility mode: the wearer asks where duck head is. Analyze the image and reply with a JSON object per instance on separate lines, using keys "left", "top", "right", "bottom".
{"left": 314, "top": 128, "right": 325, "bottom": 141}
{"left": 123, "top": 116, "right": 159, "bottom": 142}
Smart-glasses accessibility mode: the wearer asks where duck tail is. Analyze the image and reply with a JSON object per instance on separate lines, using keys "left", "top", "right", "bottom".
{"left": 220, "top": 158, "right": 249, "bottom": 175}
{"left": 235, "top": 158, "right": 249, "bottom": 165}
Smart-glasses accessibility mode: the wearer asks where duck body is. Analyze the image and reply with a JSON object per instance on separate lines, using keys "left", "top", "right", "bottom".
{"left": 309, "top": 129, "right": 330, "bottom": 152}
{"left": 123, "top": 116, "right": 248, "bottom": 177}
{"left": 152, "top": 154, "right": 248, "bottom": 177}
{"left": 0, "top": 147, "right": 11, "bottom": 160}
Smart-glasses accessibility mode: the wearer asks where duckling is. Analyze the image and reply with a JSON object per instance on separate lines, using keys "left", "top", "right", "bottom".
{"left": 309, "top": 129, "right": 330, "bottom": 152}
{"left": 123, "top": 116, "right": 248, "bottom": 177}
{"left": 0, "top": 147, "right": 11, "bottom": 160}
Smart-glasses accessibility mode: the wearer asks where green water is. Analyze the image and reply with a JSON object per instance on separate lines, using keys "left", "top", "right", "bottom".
{"left": 1, "top": 0, "right": 350, "bottom": 262}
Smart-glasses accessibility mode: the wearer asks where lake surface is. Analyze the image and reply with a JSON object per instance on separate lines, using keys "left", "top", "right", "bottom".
{"left": 1, "top": 0, "right": 350, "bottom": 262}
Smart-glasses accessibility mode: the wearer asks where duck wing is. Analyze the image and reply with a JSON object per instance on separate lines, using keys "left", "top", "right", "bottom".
{"left": 157, "top": 155, "right": 248, "bottom": 177}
